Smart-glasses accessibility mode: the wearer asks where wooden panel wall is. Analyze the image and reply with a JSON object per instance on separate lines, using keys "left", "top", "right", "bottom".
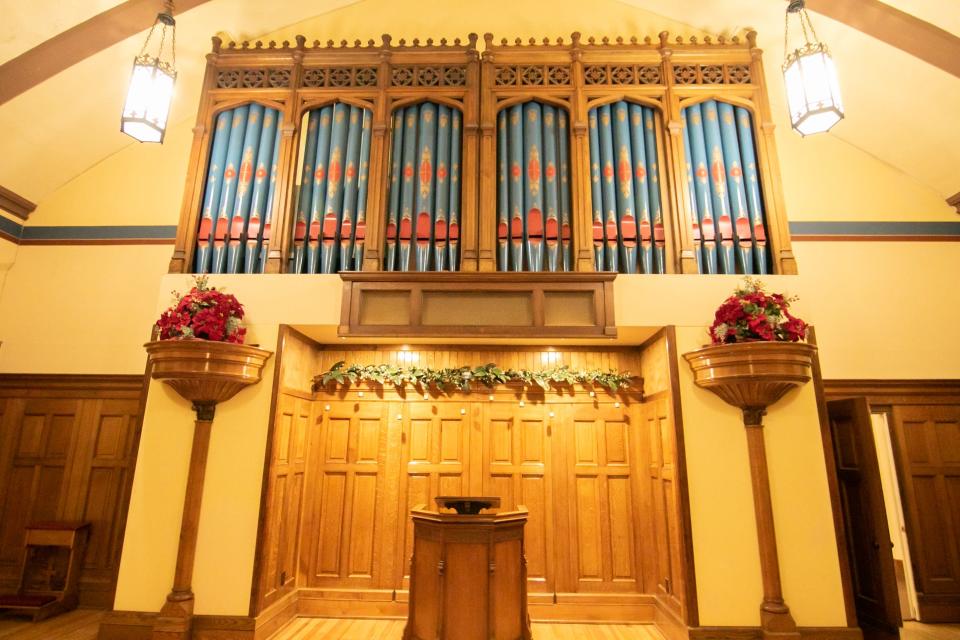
{"left": 253, "top": 342, "right": 695, "bottom": 623}
{"left": 0, "top": 375, "right": 143, "bottom": 608}
{"left": 254, "top": 329, "right": 316, "bottom": 613}
{"left": 824, "top": 380, "right": 960, "bottom": 623}
{"left": 891, "top": 404, "right": 960, "bottom": 622}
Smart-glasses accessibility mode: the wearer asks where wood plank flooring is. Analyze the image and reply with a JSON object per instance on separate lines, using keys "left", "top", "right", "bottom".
{"left": 0, "top": 608, "right": 101, "bottom": 639}
{"left": 0, "top": 609, "right": 957, "bottom": 640}
{"left": 270, "top": 617, "right": 666, "bottom": 639}
{"left": 903, "top": 622, "right": 960, "bottom": 640}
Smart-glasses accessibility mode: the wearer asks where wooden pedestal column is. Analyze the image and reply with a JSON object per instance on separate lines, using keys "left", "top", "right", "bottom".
{"left": 144, "top": 340, "right": 272, "bottom": 640}
{"left": 684, "top": 342, "right": 817, "bottom": 640}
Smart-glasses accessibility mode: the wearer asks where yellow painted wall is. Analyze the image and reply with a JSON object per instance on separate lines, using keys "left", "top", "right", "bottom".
{"left": 0, "top": 245, "right": 170, "bottom": 374}
{"left": 675, "top": 326, "right": 846, "bottom": 627}
{"left": 113, "top": 275, "right": 340, "bottom": 615}
{"left": 0, "top": 237, "right": 18, "bottom": 306}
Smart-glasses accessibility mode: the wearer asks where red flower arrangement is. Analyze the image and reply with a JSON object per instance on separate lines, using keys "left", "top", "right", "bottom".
{"left": 154, "top": 276, "right": 246, "bottom": 344}
{"left": 709, "top": 277, "right": 807, "bottom": 344}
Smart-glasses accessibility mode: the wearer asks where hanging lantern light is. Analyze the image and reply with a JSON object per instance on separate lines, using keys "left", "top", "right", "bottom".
{"left": 121, "top": 1, "right": 177, "bottom": 143}
{"left": 782, "top": 0, "right": 844, "bottom": 136}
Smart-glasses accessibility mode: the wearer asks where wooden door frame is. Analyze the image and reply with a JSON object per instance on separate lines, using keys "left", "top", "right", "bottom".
{"left": 823, "top": 377, "right": 960, "bottom": 625}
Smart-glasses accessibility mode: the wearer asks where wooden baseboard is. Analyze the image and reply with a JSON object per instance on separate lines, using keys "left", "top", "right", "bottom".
{"left": 98, "top": 610, "right": 155, "bottom": 640}
{"left": 252, "top": 590, "right": 298, "bottom": 640}
{"left": 655, "top": 595, "right": 691, "bottom": 640}
{"left": 917, "top": 593, "right": 960, "bottom": 623}
{"left": 689, "top": 627, "right": 863, "bottom": 640}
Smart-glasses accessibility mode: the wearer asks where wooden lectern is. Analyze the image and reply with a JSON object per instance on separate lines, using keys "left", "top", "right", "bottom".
{"left": 404, "top": 498, "right": 531, "bottom": 640}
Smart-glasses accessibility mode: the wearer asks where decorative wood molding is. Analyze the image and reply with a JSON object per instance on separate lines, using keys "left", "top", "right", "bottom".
{"left": 806, "top": 0, "right": 960, "bottom": 80}
{"left": 823, "top": 379, "right": 960, "bottom": 404}
{"left": 688, "top": 627, "right": 863, "bottom": 640}
{"left": 806, "top": 329, "right": 859, "bottom": 627}
{"left": 0, "top": 0, "right": 215, "bottom": 107}
{"left": 662, "top": 326, "right": 701, "bottom": 627}
{"left": 338, "top": 271, "right": 617, "bottom": 338}
{"left": 0, "top": 185, "right": 36, "bottom": 221}
{"left": 949, "top": 191, "right": 960, "bottom": 214}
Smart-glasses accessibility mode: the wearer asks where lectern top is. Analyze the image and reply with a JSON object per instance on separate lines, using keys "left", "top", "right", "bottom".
{"left": 435, "top": 496, "right": 501, "bottom": 515}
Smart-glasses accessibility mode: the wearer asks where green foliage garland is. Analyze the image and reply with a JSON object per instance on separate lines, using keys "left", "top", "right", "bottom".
{"left": 313, "top": 361, "right": 635, "bottom": 394}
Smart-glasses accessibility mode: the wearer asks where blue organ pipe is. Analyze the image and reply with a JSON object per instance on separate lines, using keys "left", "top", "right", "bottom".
{"left": 611, "top": 102, "right": 638, "bottom": 274}
{"left": 354, "top": 109, "right": 372, "bottom": 270}
{"left": 385, "top": 110, "right": 404, "bottom": 270}
{"left": 196, "top": 110, "right": 232, "bottom": 273}
{"left": 597, "top": 105, "right": 618, "bottom": 272}
{"left": 245, "top": 108, "right": 279, "bottom": 273}
{"left": 627, "top": 104, "right": 652, "bottom": 274}
{"left": 225, "top": 104, "right": 264, "bottom": 274}
{"left": 292, "top": 110, "right": 320, "bottom": 274}
{"left": 588, "top": 110, "right": 604, "bottom": 271}
{"left": 701, "top": 100, "right": 735, "bottom": 274}
{"left": 433, "top": 106, "right": 452, "bottom": 271}
{"left": 305, "top": 106, "right": 333, "bottom": 274}
{"left": 508, "top": 105, "right": 524, "bottom": 271}
{"left": 497, "top": 109, "right": 510, "bottom": 271}
{"left": 735, "top": 107, "right": 768, "bottom": 274}
{"left": 542, "top": 105, "right": 561, "bottom": 272}
{"left": 414, "top": 103, "right": 438, "bottom": 272}
{"left": 717, "top": 102, "right": 753, "bottom": 274}
{"left": 398, "top": 107, "right": 419, "bottom": 272}
{"left": 338, "top": 106, "right": 364, "bottom": 272}
{"left": 522, "top": 102, "right": 544, "bottom": 272}
{"left": 447, "top": 109, "right": 462, "bottom": 271}
{"left": 258, "top": 115, "right": 282, "bottom": 273}
{"left": 681, "top": 109, "right": 703, "bottom": 274}
{"left": 557, "top": 110, "right": 573, "bottom": 272}
{"left": 212, "top": 105, "right": 249, "bottom": 273}
{"left": 642, "top": 108, "right": 665, "bottom": 274}
{"left": 685, "top": 104, "right": 719, "bottom": 274}
{"left": 319, "top": 103, "right": 350, "bottom": 274}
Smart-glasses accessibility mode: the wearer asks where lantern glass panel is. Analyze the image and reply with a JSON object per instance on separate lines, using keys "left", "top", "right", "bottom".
{"left": 121, "top": 58, "right": 176, "bottom": 143}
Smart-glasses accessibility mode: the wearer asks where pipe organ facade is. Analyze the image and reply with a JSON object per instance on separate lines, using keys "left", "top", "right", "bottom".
{"left": 170, "top": 31, "right": 796, "bottom": 276}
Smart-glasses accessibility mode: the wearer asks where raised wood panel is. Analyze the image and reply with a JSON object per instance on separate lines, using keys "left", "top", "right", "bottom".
{"left": 562, "top": 403, "right": 643, "bottom": 593}
{"left": 397, "top": 401, "right": 472, "bottom": 587}
{"left": 891, "top": 404, "right": 960, "bottom": 621}
{"left": 0, "top": 376, "right": 142, "bottom": 608}
{"left": 481, "top": 403, "right": 555, "bottom": 593}
{"left": 309, "top": 400, "right": 389, "bottom": 588}
{"left": 258, "top": 393, "right": 310, "bottom": 610}
{"left": 264, "top": 344, "right": 695, "bottom": 623}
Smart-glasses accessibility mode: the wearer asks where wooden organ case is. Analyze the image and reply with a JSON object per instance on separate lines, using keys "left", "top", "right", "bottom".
{"left": 169, "top": 31, "right": 796, "bottom": 276}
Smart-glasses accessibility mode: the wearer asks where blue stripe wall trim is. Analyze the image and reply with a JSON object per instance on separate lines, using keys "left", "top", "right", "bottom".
{"left": 0, "top": 215, "right": 23, "bottom": 240}
{"left": 789, "top": 221, "right": 960, "bottom": 236}
{"left": 20, "top": 225, "right": 178, "bottom": 240}
{"left": 2, "top": 221, "right": 957, "bottom": 244}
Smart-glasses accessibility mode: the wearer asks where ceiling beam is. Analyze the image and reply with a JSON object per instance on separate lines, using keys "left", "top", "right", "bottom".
{"left": 805, "top": 0, "right": 960, "bottom": 79}
{"left": 0, "top": 185, "right": 36, "bottom": 221}
{"left": 948, "top": 192, "right": 960, "bottom": 215}
{"left": 0, "top": 0, "right": 214, "bottom": 107}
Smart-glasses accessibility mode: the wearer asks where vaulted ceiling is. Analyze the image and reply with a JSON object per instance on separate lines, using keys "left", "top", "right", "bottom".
{"left": 1, "top": 0, "right": 957, "bottom": 215}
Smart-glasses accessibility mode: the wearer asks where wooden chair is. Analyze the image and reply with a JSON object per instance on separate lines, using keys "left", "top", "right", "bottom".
{"left": 0, "top": 521, "right": 90, "bottom": 621}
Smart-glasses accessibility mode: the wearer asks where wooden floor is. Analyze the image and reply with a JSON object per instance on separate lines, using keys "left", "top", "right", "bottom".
{"left": 0, "top": 609, "right": 957, "bottom": 640}
{"left": 903, "top": 622, "right": 960, "bottom": 640}
{"left": 270, "top": 617, "right": 665, "bottom": 639}
{"left": 0, "top": 608, "right": 101, "bottom": 639}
